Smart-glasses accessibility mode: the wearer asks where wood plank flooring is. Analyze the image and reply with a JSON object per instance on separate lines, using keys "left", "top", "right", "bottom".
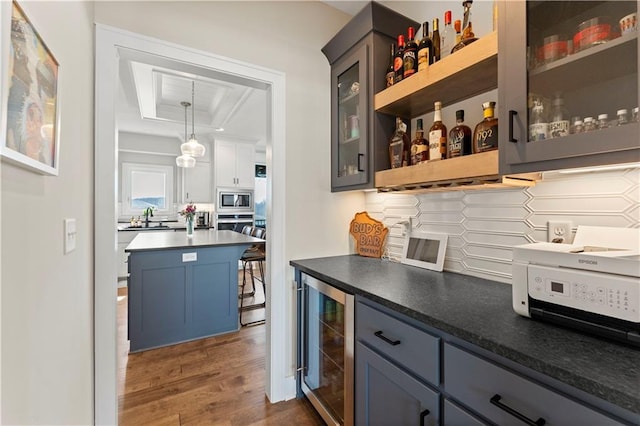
{"left": 117, "top": 271, "right": 324, "bottom": 425}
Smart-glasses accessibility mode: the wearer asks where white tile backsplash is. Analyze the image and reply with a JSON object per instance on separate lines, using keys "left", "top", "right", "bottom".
{"left": 366, "top": 167, "right": 640, "bottom": 284}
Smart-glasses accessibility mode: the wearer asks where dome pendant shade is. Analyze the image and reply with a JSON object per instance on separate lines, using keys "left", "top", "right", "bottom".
{"left": 176, "top": 154, "right": 195, "bottom": 168}
{"left": 183, "top": 80, "right": 206, "bottom": 158}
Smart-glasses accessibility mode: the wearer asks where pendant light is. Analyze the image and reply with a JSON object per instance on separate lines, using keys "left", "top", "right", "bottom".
{"left": 176, "top": 100, "right": 196, "bottom": 168}
{"left": 180, "top": 80, "right": 206, "bottom": 158}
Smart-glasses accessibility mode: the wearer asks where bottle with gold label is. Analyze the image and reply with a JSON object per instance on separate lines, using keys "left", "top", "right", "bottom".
{"left": 411, "top": 119, "right": 429, "bottom": 165}
{"left": 473, "top": 101, "right": 499, "bottom": 153}
{"left": 429, "top": 101, "right": 447, "bottom": 161}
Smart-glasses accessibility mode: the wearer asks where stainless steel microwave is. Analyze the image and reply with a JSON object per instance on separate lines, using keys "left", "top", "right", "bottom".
{"left": 217, "top": 188, "right": 253, "bottom": 212}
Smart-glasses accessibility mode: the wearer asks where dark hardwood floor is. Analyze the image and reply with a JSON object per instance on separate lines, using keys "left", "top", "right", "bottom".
{"left": 117, "top": 271, "right": 324, "bottom": 425}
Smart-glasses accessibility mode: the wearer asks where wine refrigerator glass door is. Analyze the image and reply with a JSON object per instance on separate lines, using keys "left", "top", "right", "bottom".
{"left": 301, "top": 274, "right": 354, "bottom": 426}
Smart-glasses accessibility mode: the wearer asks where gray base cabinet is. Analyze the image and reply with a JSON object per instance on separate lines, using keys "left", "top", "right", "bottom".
{"left": 356, "top": 342, "right": 439, "bottom": 426}
{"left": 128, "top": 245, "right": 244, "bottom": 352}
{"left": 355, "top": 297, "right": 629, "bottom": 426}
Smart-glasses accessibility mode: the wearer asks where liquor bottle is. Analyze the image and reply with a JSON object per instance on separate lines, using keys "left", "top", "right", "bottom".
{"left": 442, "top": 11, "right": 456, "bottom": 59}
{"left": 529, "top": 99, "right": 548, "bottom": 141}
{"left": 411, "top": 119, "right": 429, "bottom": 165}
{"left": 432, "top": 18, "right": 441, "bottom": 63}
{"left": 452, "top": 0, "right": 478, "bottom": 53}
{"left": 394, "top": 35, "right": 405, "bottom": 84}
{"left": 473, "top": 101, "right": 499, "bottom": 153}
{"left": 389, "top": 117, "right": 411, "bottom": 168}
{"left": 454, "top": 19, "right": 462, "bottom": 45}
{"left": 429, "top": 101, "right": 447, "bottom": 161}
{"left": 385, "top": 43, "right": 395, "bottom": 88}
{"left": 448, "top": 110, "right": 472, "bottom": 158}
{"left": 548, "top": 94, "right": 570, "bottom": 138}
{"left": 403, "top": 27, "right": 418, "bottom": 79}
{"left": 417, "top": 21, "right": 433, "bottom": 72}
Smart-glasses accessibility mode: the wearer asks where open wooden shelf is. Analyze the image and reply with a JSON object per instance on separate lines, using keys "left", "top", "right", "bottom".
{"left": 374, "top": 31, "right": 498, "bottom": 117}
{"left": 375, "top": 150, "right": 540, "bottom": 193}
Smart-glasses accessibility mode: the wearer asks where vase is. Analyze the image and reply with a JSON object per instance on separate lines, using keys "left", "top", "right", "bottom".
{"left": 186, "top": 217, "right": 194, "bottom": 238}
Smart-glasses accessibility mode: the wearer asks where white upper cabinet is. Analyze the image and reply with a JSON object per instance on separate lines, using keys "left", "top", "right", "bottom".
{"left": 183, "top": 162, "right": 212, "bottom": 203}
{"left": 214, "top": 140, "right": 256, "bottom": 189}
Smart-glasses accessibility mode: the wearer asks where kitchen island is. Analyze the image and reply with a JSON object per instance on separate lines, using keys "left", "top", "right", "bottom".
{"left": 125, "top": 230, "right": 262, "bottom": 352}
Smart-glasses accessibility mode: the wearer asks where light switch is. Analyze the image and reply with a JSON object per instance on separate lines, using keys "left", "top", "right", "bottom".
{"left": 64, "top": 218, "right": 77, "bottom": 254}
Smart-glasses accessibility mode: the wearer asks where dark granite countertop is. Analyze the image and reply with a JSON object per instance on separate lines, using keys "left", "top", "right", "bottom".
{"left": 290, "top": 255, "right": 640, "bottom": 416}
{"left": 126, "top": 230, "right": 261, "bottom": 252}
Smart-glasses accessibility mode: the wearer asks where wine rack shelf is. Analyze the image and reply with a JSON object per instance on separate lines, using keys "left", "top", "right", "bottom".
{"left": 374, "top": 31, "right": 498, "bottom": 118}
{"left": 375, "top": 150, "right": 540, "bottom": 194}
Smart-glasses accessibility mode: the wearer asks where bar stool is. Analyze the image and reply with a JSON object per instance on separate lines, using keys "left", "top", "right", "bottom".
{"left": 239, "top": 227, "right": 266, "bottom": 326}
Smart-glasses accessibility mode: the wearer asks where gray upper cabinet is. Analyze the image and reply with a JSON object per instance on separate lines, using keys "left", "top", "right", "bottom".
{"left": 498, "top": 0, "right": 639, "bottom": 174}
{"left": 323, "top": 2, "right": 418, "bottom": 192}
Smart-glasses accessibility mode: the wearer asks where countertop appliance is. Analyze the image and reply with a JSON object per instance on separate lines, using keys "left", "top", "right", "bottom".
{"left": 196, "top": 211, "right": 209, "bottom": 227}
{"left": 217, "top": 188, "right": 253, "bottom": 212}
{"left": 299, "top": 273, "right": 354, "bottom": 426}
{"left": 513, "top": 226, "right": 640, "bottom": 347}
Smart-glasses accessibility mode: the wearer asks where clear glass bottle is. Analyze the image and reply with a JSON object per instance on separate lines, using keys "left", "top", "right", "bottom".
{"left": 442, "top": 11, "right": 456, "bottom": 58}
{"left": 583, "top": 116, "right": 596, "bottom": 132}
{"left": 597, "top": 114, "right": 610, "bottom": 130}
{"left": 389, "top": 117, "right": 410, "bottom": 168}
{"left": 529, "top": 99, "right": 548, "bottom": 141}
{"left": 429, "top": 101, "right": 447, "bottom": 160}
{"left": 448, "top": 109, "right": 472, "bottom": 158}
{"left": 632, "top": 107, "right": 639, "bottom": 123}
{"left": 548, "top": 94, "right": 570, "bottom": 138}
{"left": 473, "top": 101, "right": 499, "bottom": 153}
{"left": 616, "top": 109, "right": 629, "bottom": 126}
{"left": 572, "top": 119, "right": 584, "bottom": 134}
{"left": 411, "top": 118, "right": 429, "bottom": 165}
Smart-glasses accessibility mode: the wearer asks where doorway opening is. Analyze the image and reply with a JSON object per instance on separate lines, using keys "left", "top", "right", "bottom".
{"left": 95, "top": 25, "right": 289, "bottom": 425}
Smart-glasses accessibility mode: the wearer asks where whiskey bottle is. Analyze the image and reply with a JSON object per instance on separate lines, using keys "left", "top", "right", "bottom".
{"left": 473, "top": 101, "right": 499, "bottom": 153}
{"left": 417, "top": 21, "right": 433, "bottom": 72}
{"left": 403, "top": 27, "right": 418, "bottom": 78}
{"left": 389, "top": 117, "right": 410, "bottom": 168}
{"left": 429, "top": 101, "right": 447, "bottom": 161}
{"left": 411, "top": 118, "right": 429, "bottom": 165}
{"left": 385, "top": 43, "right": 395, "bottom": 88}
{"left": 394, "top": 35, "right": 405, "bottom": 84}
{"left": 452, "top": 0, "right": 478, "bottom": 53}
{"left": 448, "top": 110, "right": 472, "bottom": 158}
{"left": 454, "top": 19, "right": 462, "bottom": 45}
{"left": 529, "top": 99, "right": 548, "bottom": 141}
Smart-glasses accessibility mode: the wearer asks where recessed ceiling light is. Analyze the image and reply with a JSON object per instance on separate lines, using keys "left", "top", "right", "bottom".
{"left": 215, "top": 127, "right": 224, "bottom": 132}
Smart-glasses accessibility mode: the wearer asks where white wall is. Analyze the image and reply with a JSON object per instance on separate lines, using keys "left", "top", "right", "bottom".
{"left": 0, "top": 1, "right": 95, "bottom": 424}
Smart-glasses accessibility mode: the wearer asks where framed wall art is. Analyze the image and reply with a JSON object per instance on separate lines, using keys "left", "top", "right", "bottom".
{"left": 0, "top": 0, "right": 60, "bottom": 175}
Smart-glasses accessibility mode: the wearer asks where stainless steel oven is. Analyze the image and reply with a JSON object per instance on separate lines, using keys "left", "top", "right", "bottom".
{"left": 299, "top": 273, "right": 354, "bottom": 426}
{"left": 217, "top": 188, "right": 253, "bottom": 212}
{"left": 215, "top": 213, "right": 254, "bottom": 232}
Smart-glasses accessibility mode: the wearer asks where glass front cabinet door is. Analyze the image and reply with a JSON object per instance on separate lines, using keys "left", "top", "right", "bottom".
{"left": 499, "top": 0, "right": 639, "bottom": 174}
{"left": 331, "top": 44, "right": 369, "bottom": 190}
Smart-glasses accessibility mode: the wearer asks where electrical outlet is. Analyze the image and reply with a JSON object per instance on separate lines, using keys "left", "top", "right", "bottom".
{"left": 548, "top": 221, "right": 573, "bottom": 243}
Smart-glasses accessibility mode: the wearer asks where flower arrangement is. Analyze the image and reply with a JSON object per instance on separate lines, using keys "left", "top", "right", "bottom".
{"left": 179, "top": 202, "right": 197, "bottom": 221}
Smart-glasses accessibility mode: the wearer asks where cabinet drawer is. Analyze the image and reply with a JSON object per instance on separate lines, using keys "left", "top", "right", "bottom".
{"left": 356, "top": 302, "right": 440, "bottom": 386}
{"left": 356, "top": 342, "right": 440, "bottom": 426}
{"left": 444, "top": 343, "right": 623, "bottom": 426}
{"left": 444, "top": 399, "right": 486, "bottom": 426}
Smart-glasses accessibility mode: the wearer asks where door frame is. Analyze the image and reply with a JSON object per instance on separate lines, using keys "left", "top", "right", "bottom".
{"left": 94, "top": 24, "right": 289, "bottom": 424}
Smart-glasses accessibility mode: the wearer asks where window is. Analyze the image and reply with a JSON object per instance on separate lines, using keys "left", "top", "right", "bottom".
{"left": 122, "top": 163, "right": 174, "bottom": 215}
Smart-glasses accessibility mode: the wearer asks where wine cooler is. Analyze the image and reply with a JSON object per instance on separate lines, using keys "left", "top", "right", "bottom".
{"left": 299, "top": 273, "right": 354, "bottom": 426}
